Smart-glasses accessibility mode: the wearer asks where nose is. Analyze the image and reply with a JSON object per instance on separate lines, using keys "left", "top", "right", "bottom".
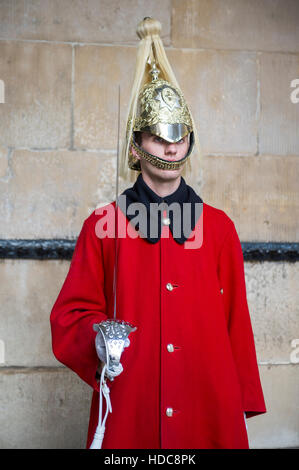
{"left": 165, "top": 142, "right": 177, "bottom": 157}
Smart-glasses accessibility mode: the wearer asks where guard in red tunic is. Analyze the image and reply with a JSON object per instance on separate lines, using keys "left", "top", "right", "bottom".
{"left": 50, "top": 17, "right": 266, "bottom": 449}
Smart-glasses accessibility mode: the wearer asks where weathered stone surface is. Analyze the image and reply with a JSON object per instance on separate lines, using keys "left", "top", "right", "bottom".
{"left": 0, "top": 146, "right": 9, "bottom": 178}
{"left": 0, "top": 149, "right": 119, "bottom": 239}
{"left": 259, "top": 52, "right": 299, "bottom": 156}
{"left": 0, "top": 0, "right": 171, "bottom": 45}
{"left": 245, "top": 262, "right": 299, "bottom": 364}
{"left": 0, "top": 259, "right": 70, "bottom": 367}
{"left": 0, "top": 367, "right": 91, "bottom": 448}
{"left": 172, "top": 0, "right": 299, "bottom": 53}
{"left": 166, "top": 48, "right": 258, "bottom": 155}
{"left": 247, "top": 365, "right": 299, "bottom": 448}
{"left": 74, "top": 44, "right": 136, "bottom": 150}
{"left": 0, "top": 41, "right": 72, "bottom": 148}
{"left": 200, "top": 154, "right": 299, "bottom": 242}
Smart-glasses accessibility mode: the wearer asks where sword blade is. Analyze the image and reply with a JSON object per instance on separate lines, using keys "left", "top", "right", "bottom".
{"left": 113, "top": 85, "right": 121, "bottom": 320}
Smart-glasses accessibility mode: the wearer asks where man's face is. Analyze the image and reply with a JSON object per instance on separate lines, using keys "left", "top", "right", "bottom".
{"left": 132, "top": 132, "right": 189, "bottom": 183}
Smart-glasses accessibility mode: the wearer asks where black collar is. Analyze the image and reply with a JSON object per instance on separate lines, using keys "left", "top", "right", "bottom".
{"left": 119, "top": 174, "right": 203, "bottom": 244}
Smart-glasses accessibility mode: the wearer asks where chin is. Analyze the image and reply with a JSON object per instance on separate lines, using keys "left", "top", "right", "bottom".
{"left": 156, "top": 167, "right": 183, "bottom": 179}
{"left": 160, "top": 169, "right": 181, "bottom": 179}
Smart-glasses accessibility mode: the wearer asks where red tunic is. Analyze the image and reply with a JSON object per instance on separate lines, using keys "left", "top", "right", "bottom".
{"left": 50, "top": 201, "right": 266, "bottom": 449}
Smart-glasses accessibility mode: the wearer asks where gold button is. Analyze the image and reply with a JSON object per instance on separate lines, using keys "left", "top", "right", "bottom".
{"left": 162, "top": 217, "right": 171, "bottom": 226}
{"left": 167, "top": 344, "right": 174, "bottom": 353}
{"left": 166, "top": 407, "right": 173, "bottom": 417}
{"left": 166, "top": 283, "right": 173, "bottom": 291}
{"left": 220, "top": 288, "right": 223, "bottom": 294}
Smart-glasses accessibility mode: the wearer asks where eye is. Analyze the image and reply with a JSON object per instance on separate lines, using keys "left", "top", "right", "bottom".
{"left": 154, "top": 136, "right": 164, "bottom": 143}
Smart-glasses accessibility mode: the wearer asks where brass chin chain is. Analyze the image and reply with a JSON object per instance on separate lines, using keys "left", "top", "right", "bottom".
{"left": 129, "top": 136, "right": 193, "bottom": 171}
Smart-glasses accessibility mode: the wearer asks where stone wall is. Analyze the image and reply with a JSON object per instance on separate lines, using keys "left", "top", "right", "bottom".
{"left": 0, "top": 0, "right": 298, "bottom": 449}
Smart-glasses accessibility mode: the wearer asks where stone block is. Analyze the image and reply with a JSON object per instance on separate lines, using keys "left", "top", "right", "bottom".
{"left": 172, "top": 0, "right": 299, "bottom": 53}
{"left": 0, "top": 367, "right": 91, "bottom": 448}
{"left": 0, "top": 149, "right": 118, "bottom": 239}
{"left": 166, "top": 48, "right": 258, "bottom": 155}
{"left": 0, "top": 0, "right": 171, "bottom": 44}
{"left": 74, "top": 44, "right": 136, "bottom": 150}
{"left": 200, "top": 154, "right": 299, "bottom": 242}
{"left": 245, "top": 262, "right": 299, "bottom": 364}
{"left": 0, "top": 41, "right": 72, "bottom": 148}
{"left": 259, "top": 53, "right": 299, "bottom": 155}
{"left": 247, "top": 365, "right": 299, "bottom": 448}
{"left": 0, "top": 259, "right": 70, "bottom": 367}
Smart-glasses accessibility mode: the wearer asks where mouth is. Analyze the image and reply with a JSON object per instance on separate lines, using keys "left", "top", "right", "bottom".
{"left": 162, "top": 154, "right": 186, "bottom": 162}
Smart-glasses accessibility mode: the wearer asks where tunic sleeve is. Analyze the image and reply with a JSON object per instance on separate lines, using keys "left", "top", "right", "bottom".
{"left": 218, "top": 221, "right": 266, "bottom": 418}
{"left": 50, "top": 217, "right": 107, "bottom": 391}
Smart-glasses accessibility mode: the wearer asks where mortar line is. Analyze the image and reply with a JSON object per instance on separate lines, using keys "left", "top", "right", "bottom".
{"left": 8, "top": 146, "right": 117, "bottom": 154}
{"left": 0, "top": 37, "right": 298, "bottom": 56}
{"left": 7, "top": 146, "right": 287, "bottom": 157}
{"left": 0, "top": 366, "right": 67, "bottom": 373}
{"left": 259, "top": 361, "right": 298, "bottom": 366}
{"left": 1, "top": 362, "right": 297, "bottom": 373}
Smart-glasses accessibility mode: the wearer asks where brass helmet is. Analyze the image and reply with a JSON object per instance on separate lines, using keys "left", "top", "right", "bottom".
{"left": 120, "top": 18, "right": 199, "bottom": 178}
